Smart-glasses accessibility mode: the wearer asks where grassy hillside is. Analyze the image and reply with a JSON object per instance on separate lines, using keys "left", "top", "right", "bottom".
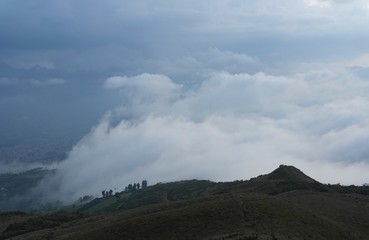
{"left": 2, "top": 191, "right": 369, "bottom": 240}
{"left": 70, "top": 165, "right": 356, "bottom": 214}
{"left": 2, "top": 165, "right": 369, "bottom": 239}
{"left": 72, "top": 179, "right": 239, "bottom": 213}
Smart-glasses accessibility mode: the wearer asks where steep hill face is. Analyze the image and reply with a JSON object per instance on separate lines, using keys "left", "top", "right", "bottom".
{"left": 2, "top": 165, "right": 369, "bottom": 240}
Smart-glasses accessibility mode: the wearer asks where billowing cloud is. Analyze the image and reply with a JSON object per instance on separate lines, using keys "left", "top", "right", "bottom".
{"left": 38, "top": 68, "right": 369, "bottom": 202}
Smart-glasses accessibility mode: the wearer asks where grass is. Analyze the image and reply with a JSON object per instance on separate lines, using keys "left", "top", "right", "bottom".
{"left": 4, "top": 192, "right": 369, "bottom": 239}
{"left": 2, "top": 165, "right": 369, "bottom": 239}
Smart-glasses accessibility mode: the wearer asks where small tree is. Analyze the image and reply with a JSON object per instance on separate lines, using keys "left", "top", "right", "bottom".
{"left": 142, "top": 180, "right": 148, "bottom": 189}
{"left": 137, "top": 182, "right": 140, "bottom": 190}
{"left": 133, "top": 183, "right": 137, "bottom": 191}
{"left": 102, "top": 190, "right": 106, "bottom": 198}
{"left": 128, "top": 184, "right": 133, "bottom": 191}
{"left": 109, "top": 189, "right": 113, "bottom": 196}
{"left": 79, "top": 195, "right": 94, "bottom": 203}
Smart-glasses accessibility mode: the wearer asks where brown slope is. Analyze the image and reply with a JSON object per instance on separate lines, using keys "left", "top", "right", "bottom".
{"left": 4, "top": 191, "right": 369, "bottom": 240}
{"left": 3, "top": 165, "right": 369, "bottom": 240}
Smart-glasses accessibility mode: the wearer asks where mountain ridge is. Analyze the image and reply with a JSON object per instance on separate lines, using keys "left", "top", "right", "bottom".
{"left": 2, "top": 165, "right": 369, "bottom": 239}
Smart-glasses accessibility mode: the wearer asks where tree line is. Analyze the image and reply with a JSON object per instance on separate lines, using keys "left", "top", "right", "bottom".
{"left": 101, "top": 180, "right": 148, "bottom": 198}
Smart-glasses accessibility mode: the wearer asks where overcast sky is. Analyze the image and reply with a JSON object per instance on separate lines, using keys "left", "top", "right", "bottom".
{"left": 2, "top": 0, "right": 369, "bottom": 201}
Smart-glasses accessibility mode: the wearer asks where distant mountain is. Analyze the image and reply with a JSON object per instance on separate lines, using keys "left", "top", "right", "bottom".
{"left": 2, "top": 165, "right": 369, "bottom": 239}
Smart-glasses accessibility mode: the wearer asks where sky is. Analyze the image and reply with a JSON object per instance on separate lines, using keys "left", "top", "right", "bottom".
{"left": 2, "top": 0, "right": 369, "bottom": 201}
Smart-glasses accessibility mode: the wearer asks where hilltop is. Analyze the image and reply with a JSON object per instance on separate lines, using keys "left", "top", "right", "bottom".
{"left": 69, "top": 165, "right": 326, "bottom": 213}
{"left": 1, "top": 165, "right": 369, "bottom": 239}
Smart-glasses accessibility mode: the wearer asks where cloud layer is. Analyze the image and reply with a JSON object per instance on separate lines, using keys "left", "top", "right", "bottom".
{"left": 40, "top": 67, "right": 369, "bottom": 202}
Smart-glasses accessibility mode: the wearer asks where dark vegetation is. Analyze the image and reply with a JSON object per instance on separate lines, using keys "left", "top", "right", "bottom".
{"left": 0, "top": 168, "right": 55, "bottom": 211}
{"left": 1, "top": 165, "right": 369, "bottom": 239}
{"left": 0, "top": 168, "right": 53, "bottom": 199}
{"left": 100, "top": 180, "right": 148, "bottom": 198}
{"left": 0, "top": 211, "right": 85, "bottom": 240}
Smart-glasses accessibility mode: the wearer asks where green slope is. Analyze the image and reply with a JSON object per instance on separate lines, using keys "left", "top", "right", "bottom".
{"left": 73, "top": 179, "right": 238, "bottom": 213}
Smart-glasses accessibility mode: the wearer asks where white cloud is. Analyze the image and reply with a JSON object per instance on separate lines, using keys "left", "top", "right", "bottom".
{"left": 104, "top": 74, "right": 181, "bottom": 118}
{"left": 105, "top": 74, "right": 177, "bottom": 94}
{"left": 305, "top": 0, "right": 332, "bottom": 8}
{"left": 347, "top": 53, "right": 369, "bottom": 68}
{"left": 39, "top": 69, "right": 369, "bottom": 202}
